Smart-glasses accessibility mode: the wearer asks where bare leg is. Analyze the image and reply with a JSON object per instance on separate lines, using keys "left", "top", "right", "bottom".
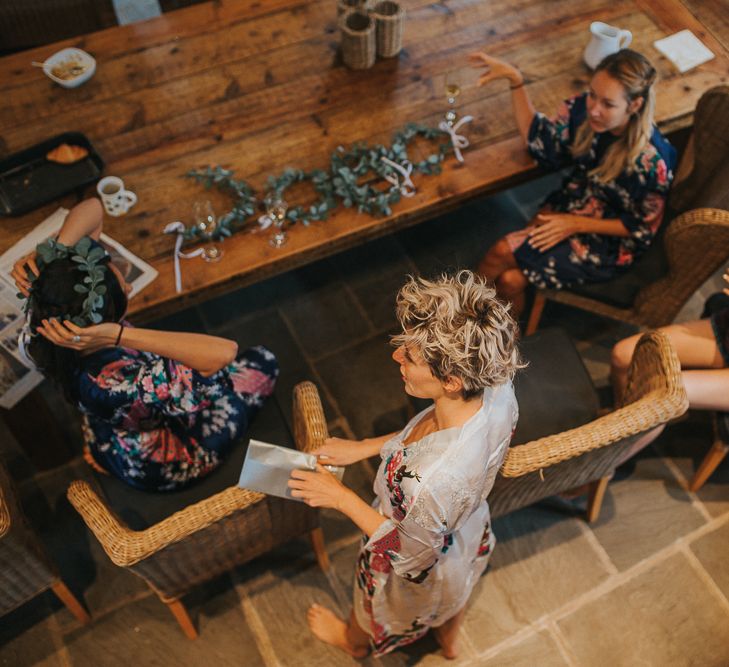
{"left": 307, "top": 604, "right": 370, "bottom": 658}
{"left": 611, "top": 320, "right": 725, "bottom": 404}
{"left": 496, "top": 268, "right": 529, "bottom": 317}
{"left": 611, "top": 319, "right": 728, "bottom": 464}
{"left": 433, "top": 606, "right": 467, "bottom": 660}
{"left": 477, "top": 238, "right": 519, "bottom": 283}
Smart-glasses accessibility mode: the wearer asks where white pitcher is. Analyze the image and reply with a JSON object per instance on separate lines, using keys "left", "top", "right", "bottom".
{"left": 583, "top": 22, "right": 632, "bottom": 69}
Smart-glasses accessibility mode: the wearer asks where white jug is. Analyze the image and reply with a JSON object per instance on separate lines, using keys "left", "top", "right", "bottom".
{"left": 583, "top": 22, "right": 632, "bottom": 69}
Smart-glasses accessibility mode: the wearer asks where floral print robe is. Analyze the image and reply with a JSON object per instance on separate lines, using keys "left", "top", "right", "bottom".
{"left": 509, "top": 93, "right": 677, "bottom": 289}
{"left": 77, "top": 342, "right": 278, "bottom": 491}
{"left": 353, "top": 382, "right": 518, "bottom": 656}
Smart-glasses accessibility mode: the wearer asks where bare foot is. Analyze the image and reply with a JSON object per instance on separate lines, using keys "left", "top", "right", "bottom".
{"left": 433, "top": 626, "right": 460, "bottom": 660}
{"left": 307, "top": 604, "right": 369, "bottom": 658}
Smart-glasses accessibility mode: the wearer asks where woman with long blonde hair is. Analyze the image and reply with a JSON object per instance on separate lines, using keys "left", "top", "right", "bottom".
{"left": 472, "top": 49, "right": 676, "bottom": 316}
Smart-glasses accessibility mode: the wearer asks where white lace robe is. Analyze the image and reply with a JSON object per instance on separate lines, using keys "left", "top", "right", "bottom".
{"left": 353, "top": 382, "right": 518, "bottom": 655}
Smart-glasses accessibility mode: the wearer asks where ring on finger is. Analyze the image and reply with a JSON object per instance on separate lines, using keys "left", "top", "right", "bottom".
{"left": 72, "top": 335, "right": 81, "bottom": 343}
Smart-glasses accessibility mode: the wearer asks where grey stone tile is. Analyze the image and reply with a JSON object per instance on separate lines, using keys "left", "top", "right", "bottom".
{"left": 349, "top": 265, "right": 412, "bottom": 332}
{"left": 216, "top": 308, "right": 336, "bottom": 427}
{"left": 144, "top": 305, "right": 207, "bottom": 333}
{"left": 690, "top": 520, "right": 729, "bottom": 601}
{"left": 463, "top": 506, "right": 612, "bottom": 653}
{"left": 590, "top": 454, "right": 707, "bottom": 571}
{"left": 656, "top": 412, "right": 729, "bottom": 518}
{"left": 315, "top": 335, "right": 410, "bottom": 438}
{"left": 64, "top": 578, "right": 263, "bottom": 666}
{"left": 279, "top": 281, "right": 373, "bottom": 360}
{"left": 199, "top": 262, "right": 333, "bottom": 330}
{"left": 329, "top": 235, "right": 412, "bottom": 290}
{"left": 479, "top": 630, "right": 569, "bottom": 667}
{"left": 241, "top": 562, "right": 358, "bottom": 666}
{"left": 557, "top": 552, "right": 729, "bottom": 667}
{"left": 398, "top": 196, "right": 520, "bottom": 277}
{"left": 0, "top": 596, "right": 64, "bottom": 667}
{"left": 18, "top": 460, "right": 149, "bottom": 621}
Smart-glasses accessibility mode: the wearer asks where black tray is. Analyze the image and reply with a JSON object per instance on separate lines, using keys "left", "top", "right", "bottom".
{"left": 0, "top": 132, "right": 104, "bottom": 217}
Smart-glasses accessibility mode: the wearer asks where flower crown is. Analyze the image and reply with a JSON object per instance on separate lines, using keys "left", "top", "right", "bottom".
{"left": 22, "top": 236, "right": 109, "bottom": 326}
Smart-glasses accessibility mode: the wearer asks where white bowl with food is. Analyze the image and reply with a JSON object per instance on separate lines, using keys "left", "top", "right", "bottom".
{"left": 43, "top": 48, "right": 96, "bottom": 88}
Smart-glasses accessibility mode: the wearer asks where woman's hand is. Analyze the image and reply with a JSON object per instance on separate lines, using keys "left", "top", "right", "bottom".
{"left": 36, "top": 318, "right": 119, "bottom": 353}
{"left": 723, "top": 267, "right": 729, "bottom": 297}
{"left": 468, "top": 52, "right": 523, "bottom": 87}
{"left": 316, "top": 437, "right": 367, "bottom": 467}
{"left": 288, "top": 465, "right": 351, "bottom": 509}
{"left": 528, "top": 212, "right": 580, "bottom": 252}
{"left": 11, "top": 251, "right": 39, "bottom": 297}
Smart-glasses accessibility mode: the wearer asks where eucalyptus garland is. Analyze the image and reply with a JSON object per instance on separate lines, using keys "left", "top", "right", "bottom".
{"left": 183, "top": 122, "right": 454, "bottom": 242}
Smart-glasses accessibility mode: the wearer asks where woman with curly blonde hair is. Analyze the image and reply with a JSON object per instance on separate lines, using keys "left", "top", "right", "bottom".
{"left": 288, "top": 270, "right": 522, "bottom": 659}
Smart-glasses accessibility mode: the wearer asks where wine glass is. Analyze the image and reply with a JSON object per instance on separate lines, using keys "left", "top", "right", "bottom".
{"left": 444, "top": 71, "right": 461, "bottom": 126}
{"left": 193, "top": 200, "right": 223, "bottom": 262}
{"left": 265, "top": 193, "right": 288, "bottom": 248}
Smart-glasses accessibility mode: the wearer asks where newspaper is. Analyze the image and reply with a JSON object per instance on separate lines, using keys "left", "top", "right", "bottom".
{"left": 0, "top": 207, "right": 158, "bottom": 408}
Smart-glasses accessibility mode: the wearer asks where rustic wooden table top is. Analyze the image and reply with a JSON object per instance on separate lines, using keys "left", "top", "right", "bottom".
{"left": 0, "top": 0, "right": 727, "bottom": 320}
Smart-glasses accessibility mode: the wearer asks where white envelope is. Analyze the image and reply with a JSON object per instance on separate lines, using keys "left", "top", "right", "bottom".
{"left": 238, "top": 439, "right": 344, "bottom": 501}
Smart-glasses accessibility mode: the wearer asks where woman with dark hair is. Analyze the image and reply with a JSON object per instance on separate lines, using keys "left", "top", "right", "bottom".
{"left": 287, "top": 271, "right": 522, "bottom": 659}
{"left": 11, "top": 199, "right": 278, "bottom": 492}
{"left": 471, "top": 49, "right": 677, "bottom": 316}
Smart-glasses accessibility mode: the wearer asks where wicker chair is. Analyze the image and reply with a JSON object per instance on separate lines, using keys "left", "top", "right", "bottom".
{"left": 525, "top": 86, "right": 729, "bottom": 335}
{"left": 0, "top": 462, "right": 90, "bottom": 624}
{"left": 489, "top": 330, "right": 688, "bottom": 521}
{"left": 66, "top": 382, "right": 329, "bottom": 639}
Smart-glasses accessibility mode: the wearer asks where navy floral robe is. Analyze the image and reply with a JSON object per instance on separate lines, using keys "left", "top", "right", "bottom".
{"left": 77, "top": 342, "right": 278, "bottom": 491}
{"left": 509, "top": 93, "right": 677, "bottom": 288}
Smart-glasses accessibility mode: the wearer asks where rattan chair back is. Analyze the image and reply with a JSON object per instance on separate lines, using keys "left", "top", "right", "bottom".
{"left": 489, "top": 331, "right": 687, "bottom": 518}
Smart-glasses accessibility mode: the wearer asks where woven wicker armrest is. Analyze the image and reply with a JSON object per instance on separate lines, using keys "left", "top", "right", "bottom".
{"left": 634, "top": 208, "right": 729, "bottom": 323}
{"left": 500, "top": 331, "right": 688, "bottom": 477}
{"left": 67, "top": 481, "right": 266, "bottom": 567}
{"left": 293, "top": 381, "right": 329, "bottom": 452}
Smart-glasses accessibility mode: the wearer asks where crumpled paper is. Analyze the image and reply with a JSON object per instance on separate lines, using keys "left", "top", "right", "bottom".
{"left": 238, "top": 440, "right": 344, "bottom": 501}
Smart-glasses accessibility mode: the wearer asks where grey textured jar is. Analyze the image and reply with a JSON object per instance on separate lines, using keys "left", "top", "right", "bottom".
{"left": 372, "top": 0, "right": 405, "bottom": 58}
{"left": 340, "top": 11, "right": 376, "bottom": 70}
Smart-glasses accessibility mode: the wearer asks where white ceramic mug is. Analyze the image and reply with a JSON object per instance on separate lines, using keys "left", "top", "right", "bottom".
{"left": 583, "top": 22, "right": 632, "bottom": 70}
{"left": 96, "top": 176, "right": 137, "bottom": 217}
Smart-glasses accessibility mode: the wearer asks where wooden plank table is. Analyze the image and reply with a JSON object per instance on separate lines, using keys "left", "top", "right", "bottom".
{"left": 0, "top": 0, "right": 727, "bottom": 323}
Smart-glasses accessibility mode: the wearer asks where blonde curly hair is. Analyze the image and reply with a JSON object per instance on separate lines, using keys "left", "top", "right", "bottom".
{"left": 392, "top": 271, "right": 524, "bottom": 399}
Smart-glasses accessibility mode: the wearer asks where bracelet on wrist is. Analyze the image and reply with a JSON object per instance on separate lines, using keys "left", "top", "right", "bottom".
{"left": 115, "top": 323, "right": 124, "bottom": 347}
{"left": 510, "top": 79, "right": 525, "bottom": 90}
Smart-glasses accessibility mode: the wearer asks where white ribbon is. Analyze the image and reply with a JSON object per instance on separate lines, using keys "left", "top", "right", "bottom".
{"left": 163, "top": 222, "right": 204, "bottom": 294}
{"left": 438, "top": 115, "right": 474, "bottom": 163}
{"left": 256, "top": 214, "right": 274, "bottom": 231}
{"left": 380, "top": 156, "right": 416, "bottom": 197}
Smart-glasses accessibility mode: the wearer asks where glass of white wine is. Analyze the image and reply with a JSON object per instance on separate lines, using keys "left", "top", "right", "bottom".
{"left": 193, "top": 200, "right": 223, "bottom": 262}
{"left": 444, "top": 71, "right": 461, "bottom": 126}
{"left": 265, "top": 193, "right": 288, "bottom": 248}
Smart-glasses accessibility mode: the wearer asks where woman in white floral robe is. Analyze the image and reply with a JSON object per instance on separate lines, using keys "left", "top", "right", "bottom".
{"left": 289, "top": 271, "right": 521, "bottom": 658}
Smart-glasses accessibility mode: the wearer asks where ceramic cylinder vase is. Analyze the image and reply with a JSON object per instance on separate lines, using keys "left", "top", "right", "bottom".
{"left": 340, "top": 11, "right": 376, "bottom": 70}
{"left": 337, "top": 0, "right": 369, "bottom": 16}
{"left": 372, "top": 0, "right": 405, "bottom": 58}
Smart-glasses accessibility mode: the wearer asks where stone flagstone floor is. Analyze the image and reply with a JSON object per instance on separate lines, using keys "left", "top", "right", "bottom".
{"left": 1, "top": 177, "right": 728, "bottom": 666}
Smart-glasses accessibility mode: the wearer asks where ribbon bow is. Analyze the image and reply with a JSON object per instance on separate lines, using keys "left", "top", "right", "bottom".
{"left": 163, "top": 222, "right": 204, "bottom": 293}
{"left": 438, "top": 115, "right": 474, "bottom": 163}
{"left": 380, "top": 156, "right": 416, "bottom": 197}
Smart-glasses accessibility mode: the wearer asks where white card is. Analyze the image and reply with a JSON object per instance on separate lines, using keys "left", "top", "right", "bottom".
{"left": 654, "top": 30, "right": 715, "bottom": 73}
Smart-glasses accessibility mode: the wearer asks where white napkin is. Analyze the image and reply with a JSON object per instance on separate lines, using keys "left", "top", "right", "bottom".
{"left": 653, "top": 30, "right": 715, "bottom": 73}
{"left": 238, "top": 439, "right": 344, "bottom": 501}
